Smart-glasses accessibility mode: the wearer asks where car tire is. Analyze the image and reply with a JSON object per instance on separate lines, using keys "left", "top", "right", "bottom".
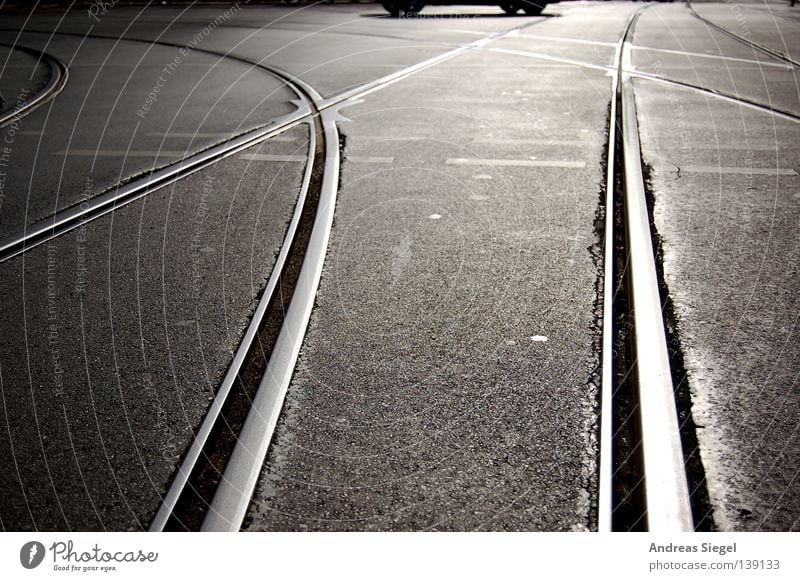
{"left": 382, "top": 2, "right": 401, "bottom": 17}
{"left": 500, "top": 2, "right": 520, "bottom": 14}
{"left": 402, "top": 0, "right": 425, "bottom": 15}
{"left": 520, "top": 1, "right": 546, "bottom": 15}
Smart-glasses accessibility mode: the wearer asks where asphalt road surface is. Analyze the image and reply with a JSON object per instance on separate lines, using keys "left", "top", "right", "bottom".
{"left": 0, "top": 0, "right": 797, "bottom": 532}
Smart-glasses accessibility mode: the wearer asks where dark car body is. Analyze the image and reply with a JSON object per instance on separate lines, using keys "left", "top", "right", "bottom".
{"left": 380, "top": 1, "right": 552, "bottom": 17}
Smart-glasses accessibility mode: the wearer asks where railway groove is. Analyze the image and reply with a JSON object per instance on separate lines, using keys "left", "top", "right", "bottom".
{"left": 0, "top": 22, "right": 547, "bottom": 263}
{"left": 1, "top": 19, "right": 551, "bottom": 531}
{"left": 687, "top": 0, "right": 800, "bottom": 69}
{"left": 602, "top": 4, "right": 702, "bottom": 532}
{"left": 0, "top": 42, "right": 68, "bottom": 129}
{"left": 140, "top": 18, "right": 551, "bottom": 531}
{"left": 153, "top": 5, "right": 791, "bottom": 532}
{"left": 5, "top": 4, "right": 789, "bottom": 532}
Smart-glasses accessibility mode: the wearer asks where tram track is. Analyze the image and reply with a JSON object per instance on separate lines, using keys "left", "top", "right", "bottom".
{"left": 3, "top": 4, "right": 794, "bottom": 532}
{"left": 189, "top": 4, "right": 724, "bottom": 533}
{"left": 599, "top": 5, "right": 696, "bottom": 533}
{"left": 687, "top": 0, "right": 800, "bottom": 69}
{"left": 481, "top": 3, "right": 797, "bottom": 532}
{"left": 129, "top": 19, "right": 549, "bottom": 532}
{"left": 1, "top": 19, "right": 553, "bottom": 531}
{"left": 0, "top": 25, "right": 546, "bottom": 264}
{"left": 603, "top": 1, "right": 800, "bottom": 532}
{"left": 0, "top": 42, "right": 68, "bottom": 129}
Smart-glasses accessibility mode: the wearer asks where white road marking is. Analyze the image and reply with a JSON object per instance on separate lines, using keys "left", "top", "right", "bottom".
{"left": 484, "top": 46, "right": 612, "bottom": 72}
{"left": 630, "top": 45, "right": 792, "bottom": 68}
{"left": 446, "top": 158, "right": 586, "bottom": 169}
{"left": 55, "top": 149, "right": 186, "bottom": 157}
{"left": 349, "top": 136, "right": 428, "bottom": 142}
{"left": 9, "top": 130, "right": 303, "bottom": 143}
{"left": 473, "top": 138, "right": 588, "bottom": 146}
{"left": 690, "top": 144, "right": 781, "bottom": 152}
{"left": 677, "top": 166, "right": 798, "bottom": 176}
{"left": 513, "top": 33, "right": 617, "bottom": 48}
{"left": 428, "top": 214, "right": 442, "bottom": 220}
{"left": 150, "top": 132, "right": 299, "bottom": 141}
{"left": 530, "top": 335, "right": 548, "bottom": 342}
{"left": 58, "top": 149, "right": 308, "bottom": 163}
{"left": 237, "top": 153, "right": 306, "bottom": 162}
{"left": 345, "top": 156, "right": 394, "bottom": 163}
{"left": 444, "top": 29, "right": 489, "bottom": 36}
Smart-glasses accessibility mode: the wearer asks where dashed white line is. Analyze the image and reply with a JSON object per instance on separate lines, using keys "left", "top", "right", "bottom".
{"left": 150, "top": 132, "right": 299, "bottom": 141}
{"left": 446, "top": 158, "right": 586, "bottom": 169}
{"left": 472, "top": 138, "right": 589, "bottom": 146}
{"left": 345, "top": 156, "right": 395, "bottom": 163}
{"left": 513, "top": 33, "right": 617, "bottom": 48}
{"left": 237, "top": 153, "right": 306, "bottom": 162}
{"left": 55, "top": 149, "right": 187, "bottom": 157}
{"left": 629, "top": 44, "right": 792, "bottom": 68}
{"left": 677, "top": 166, "right": 798, "bottom": 176}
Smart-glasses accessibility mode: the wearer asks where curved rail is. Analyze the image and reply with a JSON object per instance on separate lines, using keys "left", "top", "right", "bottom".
{"left": 2, "top": 19, "right": 569, "bottom": 531}
{"left": 148, "top": 102, "right": 321, "bottom": 534}
{"left": 193, "top": 18, "right": 553, "bottom": 534}
{"left": 479, "top": 46, "right": 800, "bottom": 124}
{"left": 687, "top": 0, "right": 800, "bottom": 68}
{"left": 200, "top": 83, "right": 337, "bottom": 533}
{"left": 0, "top": 107, "right": 311, "bottom": 264}
{"left": 0, "top": 43, "right": 68, "bottom": 129}
{"left": 0, "top": 25, "right": 548, "bottom": 263}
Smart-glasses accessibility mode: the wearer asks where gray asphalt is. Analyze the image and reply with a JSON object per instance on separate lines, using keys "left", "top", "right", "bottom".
{"left": 0, "top": 0, "right": 798, "bottom": 533}
{"left": 243, "top": 4, "right": 639, "bottom": 532}
{"left": 0, "top": 127, "right": 308, "bottom": 530}
{"left": 0, "top": 45, "right": 50, "bottom": 115}
{"left": 0, "top": 31, "right": 297, "bottom": 240}
{"left": 634, "top": 2, "right": 800, "bottom": 531}
{"left": 632, "top": 5, "right": 800, "bottom": 117}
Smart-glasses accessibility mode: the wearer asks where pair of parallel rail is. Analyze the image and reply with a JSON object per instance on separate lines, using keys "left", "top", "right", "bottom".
{"left": 1, "top": 1, "right": 796, "bottom": 531}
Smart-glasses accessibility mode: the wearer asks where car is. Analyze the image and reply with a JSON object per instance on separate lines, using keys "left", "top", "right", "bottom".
{"left": 381, "top": 1, "right": 551, "bottom": 17}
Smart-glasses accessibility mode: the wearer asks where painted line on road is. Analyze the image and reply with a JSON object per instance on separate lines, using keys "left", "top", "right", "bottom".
{"left": 687, "top": 1, "right": 800, "bottom": 68}
{"left": 345, "top": 155, "right": 394, "bottom": 163}
{"left": 690, "top": 144, "right": 783, "bottom": 152}
{"left": 628, "top": 45, "right": 792, "bottom": 68}
{"left": 676, "top": 166, "right": 798, "bottom": 176}
{"left": 446, "top": 158, "right": 587, "bottom": 169}
{"left": 150, "top": 132, "right": 299, "bottom": 141}
{"left": 57, "top": 150, "right": 313, "bottom": 164}
{"left": 482, "top": 46, "right": 613, "bottom": 73}
{"left": 513, "top": 33, "right": 618, "bottom": 48}
{"left": 237, "top": 153, "right": 306, "bottom": 162}
{"left": 628, "top": 69, "right": 800, "bottom": 124}
{"left": 472, "top": 138, "right": 590, "bottom": 146}
{"left": 55, "top": 149, "right": 188, "bottom": 158}
{"left": 444, "top": 29, "right": 490, "bottom": 36}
